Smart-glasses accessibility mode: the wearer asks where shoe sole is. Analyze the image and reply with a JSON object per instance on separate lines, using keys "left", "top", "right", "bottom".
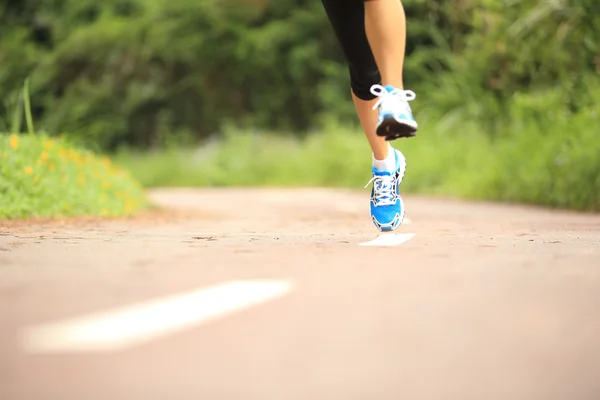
{"left": 394, "top": 151, "right": 407, "bottom": 231}
{"left": 376, "top": 115, "right": 417, "bottom": 141}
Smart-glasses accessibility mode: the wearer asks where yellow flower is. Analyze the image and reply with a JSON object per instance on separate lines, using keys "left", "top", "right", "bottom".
{"left": 24, "top": 166, "right": 33, "bottom": 175}
{"left": 10, "top": 134, "right": 19, "bottom": 150}
{"left": 43, "top": 140, "right": 54, "bottom": 150}
{"left": 41, "top": 151, "right": 49, "bottom": 161}
{"left": 49, "top": 163, "right": 55, "bottom": 172}
{"left": 124, "top": 199, "right": 134, "bottom": 213}
{"left": 33, "top": 177, "right": 40, "bottom": 185}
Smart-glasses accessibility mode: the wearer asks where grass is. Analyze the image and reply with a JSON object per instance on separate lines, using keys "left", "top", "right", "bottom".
{"left": 113, "top": 109, "right": 600, "bottom": 212}
{"left": 0, "top": 133, "right": 147, "bottom": 219}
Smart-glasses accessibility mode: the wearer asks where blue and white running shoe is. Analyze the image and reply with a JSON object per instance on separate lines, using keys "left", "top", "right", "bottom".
{"left": 371, "top": 84, "right": 418, "bottom": 141}
{"left": 364, "top": 148, "right": 407, "bottom": 232}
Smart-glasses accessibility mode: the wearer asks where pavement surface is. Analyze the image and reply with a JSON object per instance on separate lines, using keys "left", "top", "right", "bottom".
{"left": 1, "top": 188, "right": 599, "bottom": 400}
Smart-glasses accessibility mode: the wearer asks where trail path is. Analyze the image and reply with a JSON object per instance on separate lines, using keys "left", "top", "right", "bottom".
{"left": 1, "top": 188, "right": 599, "bottom": 399}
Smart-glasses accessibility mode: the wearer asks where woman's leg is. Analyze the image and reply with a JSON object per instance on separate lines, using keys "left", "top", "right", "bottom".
{"left": 352, "top": 93, "right": 388, "bottom": 162}
{"left": 321, "top": 0, "right": 414, "bottom": 231}
{"left": 364, "top": 0, "right": 407, "bottom": 90}
{"left": 321, "top": 0, "right": 390, "bottom": 161}
{"left": 364, "top": 0, "right": 417, "bottom": 140}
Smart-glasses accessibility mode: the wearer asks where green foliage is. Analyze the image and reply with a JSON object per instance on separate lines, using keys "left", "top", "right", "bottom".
{"left": 2, "top": 0, "right": 599, "bottom": 211}
{"left": 2, "top": 0, "right": 598, "bottom": 148}
{"left": 3, "top": 0, "right": 592, "bottom": 145}
{"left": 0, "top": 133, "right": 147, "bottom": 219}
{"left": 424, "top": 0, "right": 600, "bottom": 136}
{"left": 114, "top": 93, "right": 600, "bottom": 211}
{"left": 1, "top": 0, "right": 346, "bottom": 149}
{"left": 0, "top": 77, "right": 146, "bottom": 219}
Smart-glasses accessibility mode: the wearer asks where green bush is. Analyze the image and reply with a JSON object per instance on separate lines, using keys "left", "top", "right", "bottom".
{"left": 114, "top": 96, "right": 600, "bottom": 211}
{"left": 2, "top": 0, "right": 350, "bottom": 149}
{"left": 2, "top": 0, "right": 599, "bottom": 211}
{"left": 5, "top": 0, "right": 596, "bottom": 150}
{"left": 0, "top": 133, "right": 146, "bottom": 219}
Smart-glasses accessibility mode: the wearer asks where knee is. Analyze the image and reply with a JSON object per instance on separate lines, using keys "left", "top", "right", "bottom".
{"left": 350, "top": 67, "right": 381, "bottom": 101}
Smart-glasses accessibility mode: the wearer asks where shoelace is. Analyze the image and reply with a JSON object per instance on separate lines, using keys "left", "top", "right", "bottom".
{"left": 370, "top": 84, "right": 416, "bottom": 111}
{"left": 364, "top": 174, "right": 397, "bottom": 206}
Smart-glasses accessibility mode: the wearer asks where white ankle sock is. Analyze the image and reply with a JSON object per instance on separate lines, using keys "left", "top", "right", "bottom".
{"left": 372, "top": 145, "right": 397, "bottom": 172}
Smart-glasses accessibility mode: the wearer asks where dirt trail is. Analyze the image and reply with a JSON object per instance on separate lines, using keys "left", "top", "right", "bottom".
{"left": 1, "top": 188, "right": 599, "bottom": 400}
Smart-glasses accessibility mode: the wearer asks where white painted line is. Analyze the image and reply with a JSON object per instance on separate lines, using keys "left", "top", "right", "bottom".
{"left": 359, "top": 233, "right": 416, "bottom": 247}
{"left": 21, "top": 280, "right": 293, "bottom": 354}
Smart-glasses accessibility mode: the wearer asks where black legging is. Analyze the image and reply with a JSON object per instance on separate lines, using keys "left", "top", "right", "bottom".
{"left": 321, "top": 0, "right": 381, "bottom": 101}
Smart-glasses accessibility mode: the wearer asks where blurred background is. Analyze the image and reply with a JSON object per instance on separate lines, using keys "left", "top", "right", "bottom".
{"left": 1, "top": 0, "right": 599, "bottom": 219}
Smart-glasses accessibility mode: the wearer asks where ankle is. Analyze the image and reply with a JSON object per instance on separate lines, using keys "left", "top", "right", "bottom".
{"left": 382, "top": 80, "right": 404, "bottom": 90}
{"left": 372, "top": 148, "right": 389, "bottom": 161}
{"left": 372, "top": 144, "right": 396, "bottom": 171}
